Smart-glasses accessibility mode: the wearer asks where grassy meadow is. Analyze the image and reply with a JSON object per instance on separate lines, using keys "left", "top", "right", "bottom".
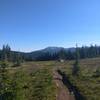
{"left": 0, "top": 61, "right": 57, "bottom": 100}
{"left": 58, "top": 58, "right": 100, "bottom": 100}
{"left": 1, "top": 57, "right": 100, "bottom": 100}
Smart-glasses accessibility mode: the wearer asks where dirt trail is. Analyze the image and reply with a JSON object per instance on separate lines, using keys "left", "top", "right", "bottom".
{"left": 53, "top": 70, "right": 75, "bottom": 100}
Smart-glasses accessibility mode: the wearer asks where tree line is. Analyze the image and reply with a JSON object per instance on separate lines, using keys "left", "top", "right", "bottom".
{"left": 0, "top": 44, "right": 23, "bottom": 66}
{"left": 1, "top": 44, "right": 100, "bottom": 62}
{"left": 32, "top": 45, "right": 100, "bottom": 61}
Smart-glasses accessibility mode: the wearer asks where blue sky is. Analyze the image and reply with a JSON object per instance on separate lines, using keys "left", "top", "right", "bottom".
{"left": 0, "top": 0, "right": 100, "bottom": 52}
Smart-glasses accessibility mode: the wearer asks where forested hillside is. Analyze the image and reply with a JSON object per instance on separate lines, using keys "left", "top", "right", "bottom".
{"left": 1, "top": 44, "right": 100, "bottom": 61}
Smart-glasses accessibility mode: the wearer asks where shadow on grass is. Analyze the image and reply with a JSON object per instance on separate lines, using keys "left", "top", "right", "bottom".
{"left": 57, "top": 70, "right": 86, "bottom": 100}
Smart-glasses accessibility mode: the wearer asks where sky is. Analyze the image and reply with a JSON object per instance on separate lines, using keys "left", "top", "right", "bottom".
{"left": 0, "top": 0, "right": 100, "bottom": 52}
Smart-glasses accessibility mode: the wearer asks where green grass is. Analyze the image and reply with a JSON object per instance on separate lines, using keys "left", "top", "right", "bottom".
{"left": 1, "top": 57, "right": 100, "bottom": 100}
{"left": 30, "top": 68, "right": 56, "bottom": 100}
{"left": 59, "top": 58, "right": 100, "bottom": 100}
{"left": 3, "top": 62, "right": 56, "bottom": 100}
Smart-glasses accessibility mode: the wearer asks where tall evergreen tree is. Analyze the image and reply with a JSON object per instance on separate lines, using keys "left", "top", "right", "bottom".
{"left": 1, "top": 44, "right": 11, "bottom": 62}
{"left": 13, "top": 52, "right": 22, "bottom": 66}
{"left": 72, "top": 44, "right": 80, "bottom": 76}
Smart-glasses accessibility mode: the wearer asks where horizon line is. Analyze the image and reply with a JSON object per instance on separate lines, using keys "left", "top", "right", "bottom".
{"left": 0, "top": 44, "right": 100, "bottom": 53}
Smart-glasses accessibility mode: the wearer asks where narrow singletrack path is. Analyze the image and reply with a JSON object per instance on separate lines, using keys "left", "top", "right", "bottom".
{"left": 53, "top": 70, "right": 75, "bottom": 100}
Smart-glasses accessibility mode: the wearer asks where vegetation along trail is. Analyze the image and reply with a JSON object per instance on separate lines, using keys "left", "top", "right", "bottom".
{"left": 53, "top": 70, "right": 75, "bottom": 100}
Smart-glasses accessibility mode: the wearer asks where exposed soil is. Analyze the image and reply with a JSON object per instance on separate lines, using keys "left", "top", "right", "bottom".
{"left": 53, "top": 70, "right": 75, "bottom": 100}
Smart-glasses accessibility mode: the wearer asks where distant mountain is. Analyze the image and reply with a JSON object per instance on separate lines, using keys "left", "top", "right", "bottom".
{"left": 0, "top": 46, "right": 76, "bottom": 61}
{"left": 41, "top": 47, "right": 76, "bottom": 53}
{"left": 66, "top": 47, "right": 76, "bottom": 52}
{"left": 23, "top": 47, "right": 76, "bottom": 60}
{"left": 41, "top": 47, "right": 64, "bottom": 53}
{"left": 24, "top": 47, "right": 63, "bottom": 60}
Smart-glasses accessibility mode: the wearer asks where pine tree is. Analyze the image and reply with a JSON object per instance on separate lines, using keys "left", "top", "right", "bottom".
{"left": 1, "top": 44, "right": 11, "bottom": 62}
{"left": 13, "top": 52, "right": 22, "bottom": 67}
{"left": 1, "top": 45, "right": 7, "bottom": 62}
{"left": 72, "top": 44, "right": 80, "bottom": 76}
{"left": 6, "top": 44, "right": 12, "bottom": 62}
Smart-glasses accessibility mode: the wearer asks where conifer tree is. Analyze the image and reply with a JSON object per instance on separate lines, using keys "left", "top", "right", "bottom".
{"left": 14, "top": 52, "right": 22, "bottom": 66}
{"left": 1, "top": 44, "right": 11, "bottom": 62}
{"left": 72, "top": 44, "right": 80, "bottom": 76}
